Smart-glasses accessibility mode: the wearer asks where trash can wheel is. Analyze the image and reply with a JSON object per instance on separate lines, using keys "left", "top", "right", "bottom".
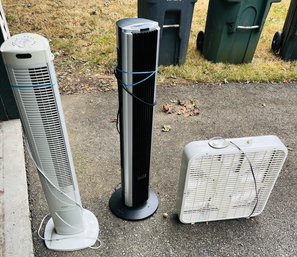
{"left": 271, "top": 32, "right": 282, "bottom": 54}
{"left": 196, "top": 31, "right": 204, "bottom": 52}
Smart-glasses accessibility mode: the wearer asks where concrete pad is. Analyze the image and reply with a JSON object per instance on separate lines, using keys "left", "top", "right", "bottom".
{"left": 28, "top": 83, "right": 297, "bottom": 257}
{"left": 0, "top": 119, "right": 34, "bottom": 257}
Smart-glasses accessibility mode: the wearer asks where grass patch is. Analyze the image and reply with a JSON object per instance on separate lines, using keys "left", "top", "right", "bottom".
{"left": 2, "top": 0, "right": 296, "bottom": 84}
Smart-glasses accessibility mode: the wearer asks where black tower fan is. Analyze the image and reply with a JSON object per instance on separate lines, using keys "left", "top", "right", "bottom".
{"left": 109, "top": 18, "right": 160, "bottom": 220}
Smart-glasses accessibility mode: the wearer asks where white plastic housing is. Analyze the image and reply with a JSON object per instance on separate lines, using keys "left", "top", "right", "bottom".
{"left": 45, "top": 209, "right": 99, "bottom": 251}
{"left": 1, "top": 34, "right": 99, "bottom": 249}
{"left": 177, "top": 135, "right": 288, "bottom": 224}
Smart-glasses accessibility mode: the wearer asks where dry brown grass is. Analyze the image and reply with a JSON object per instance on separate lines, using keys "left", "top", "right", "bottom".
{"left": 2, "top": 0, "right": 296, "bottom": 85}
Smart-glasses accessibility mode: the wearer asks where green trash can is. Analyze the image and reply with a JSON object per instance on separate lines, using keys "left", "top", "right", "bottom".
{"left": 197, "top": 0, "right": 281, "bottom": 64}
{"left": 0, "top": 4, "right": 19, "bottom": 120}
{"left": 138, "top": 0, "right": 197, "bottom": 66}
{"left": 272, "top": 0, "right": 297, "bottom": 60}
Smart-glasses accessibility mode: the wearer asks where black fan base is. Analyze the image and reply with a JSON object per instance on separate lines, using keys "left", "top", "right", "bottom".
{"left": 109, "top": 188, "right": 158, "bottom": 221}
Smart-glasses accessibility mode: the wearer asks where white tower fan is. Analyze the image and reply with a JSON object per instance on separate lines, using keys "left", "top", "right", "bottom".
{"left": 1, "top": 33, "right": 99, "bottom": 251}
{"left": 177, "top": 135, "right": 288, "bottom": 224}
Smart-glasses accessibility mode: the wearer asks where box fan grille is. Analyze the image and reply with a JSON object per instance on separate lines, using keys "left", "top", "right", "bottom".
{"left": 14, "top": 66, "right": 73, "bottom": 188}
{"left": 182, "top": 149, "right": 286, "bottom": 223}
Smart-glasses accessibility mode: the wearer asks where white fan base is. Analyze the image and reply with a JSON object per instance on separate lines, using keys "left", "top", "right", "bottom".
{"left": 44, "top": 209, "right": 99, "bottom": 251}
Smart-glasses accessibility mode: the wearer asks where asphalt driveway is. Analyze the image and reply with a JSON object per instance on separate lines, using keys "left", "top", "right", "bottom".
{"left": 27, "top": 83, "right": 297, "bottom": 257}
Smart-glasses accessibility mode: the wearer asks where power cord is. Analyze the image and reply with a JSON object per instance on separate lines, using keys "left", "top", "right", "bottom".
{"left": 116, "top": 107, "right": 120, "bottom": 134}
{"left": 37, "top": 213, "right": 102, "bottom": 249}
{"left": 208, "top": 137, "right": 259, "bottom": 218}
{"left": 2, "top": 77, "right": 101, "bottom": 249}
{"left": 25, "top": 138, "right": 101, "bottom": 249}
{"left": 114, "top": 67, "right": 157, "bottom": 134}
{"left": 114, "top": 68, "right": 157, "bottom": 107}
{"left": 0, "top": 94, "right": 9, "bottom": 120}
{"left": 25, "top": 138, "right": 83, "bottom": 209}
{"left": 229, "top": 141, "right": 259, "bottom": 218}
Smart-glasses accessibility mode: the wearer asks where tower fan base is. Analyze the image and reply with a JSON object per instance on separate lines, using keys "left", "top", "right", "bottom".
{"left": 109, "top": 188, "right": 158, "bottom": 221}
{"left": 44, "top": 209, "right": 99, "bottom": 251}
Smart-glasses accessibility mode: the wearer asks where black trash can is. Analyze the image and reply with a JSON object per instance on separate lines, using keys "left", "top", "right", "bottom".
{"left": 0, "top": 4, "right": 19, "bottom": 120}
{"left": 272, "top": 0, "right": 297, "bottom": 60}
{"left": 138, "top": 0, "right": 197, "bottom": 66}
{"left": 197, "top": 0, "right": 281, "bottom": 64}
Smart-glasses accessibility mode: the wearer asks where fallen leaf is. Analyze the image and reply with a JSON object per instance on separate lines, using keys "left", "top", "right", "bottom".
{"left": 162, "top": 99, "right": 200, "bottom": 118}
{"left": 161, "top": 125, "right": 171, "bottom": 132}
{"left": 162, "top": 104, "right": 176, "bottom": 114}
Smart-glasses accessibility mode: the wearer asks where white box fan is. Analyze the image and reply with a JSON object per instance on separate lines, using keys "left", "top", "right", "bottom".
{"left": 177, "top": 135, "right": 288, "bottom": 224}
{"left": 0, "top": 33, "right": 99, "bottom": 251}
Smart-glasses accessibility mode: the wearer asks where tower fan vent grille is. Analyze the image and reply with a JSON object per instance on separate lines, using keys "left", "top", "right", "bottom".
{"left": 15, "top": 66, "right": 73, "bottom": 188}
{"left": 13, "top": 66, "right": 51, "bottom": 86}
{"left": 179, "top": 141, "right": 287, "bottom": 223}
